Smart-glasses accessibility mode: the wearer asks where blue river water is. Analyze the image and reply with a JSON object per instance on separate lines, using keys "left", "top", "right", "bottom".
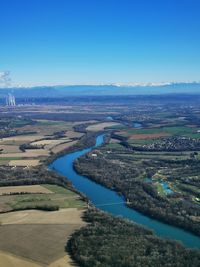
{"left": 133, "top": 122, "right": 142, "bottom": 128}
{"left": 49, "top": 134, "right": 200, "bottom": 249}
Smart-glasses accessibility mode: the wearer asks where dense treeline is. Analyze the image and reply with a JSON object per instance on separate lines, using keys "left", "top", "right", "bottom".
{"left": 19, "top": 143, "right": 44, "bottom": 151}
{"left": 68, "top": 209, "right": 200, "bottom": 267}
{"left": 11, "top": 203, "right": 59, "bottom": 212}
{"left": 0, "top": 166, "right": 71, "bottom": 188}
{"left": 75, "top": 150, "right": 200, "bottom": 236}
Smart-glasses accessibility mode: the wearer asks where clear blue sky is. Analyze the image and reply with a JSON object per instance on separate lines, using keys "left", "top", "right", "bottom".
{"left": 0, "top": 0, "right": 200, "bottom": 86}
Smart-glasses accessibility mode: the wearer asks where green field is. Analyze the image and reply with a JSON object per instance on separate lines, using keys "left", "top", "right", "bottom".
{"left": 128, "top": 139, "right": 160, "bottom": 145}
{"left": 122, "top": 126, "right": 200, "bottom": 137}
{"left": 0, "top": 157, "right": 22, "bottom": 161}
{"left": 9, "top": 119, "right": 33, "bottom": 128}
{"left": 131, "top": 153, "right": 188, "bottom": 160}
{"left": 0, "top": 184, "right": 85, "bottom": 212}
{"left": 155, "top": 182, "right": 166, "bottom": 196}
{"left": 118, "top": 126, "right": 200, "bottom": 145}
{"left": 105, "top": 142, "right": 191, "bottom": 160}
{"left": 43, "top": 184, "right": 77, "bottom": 194}
{"left": 106, "top": 143, "right": 124, "bottom": 149}
{"left": 35, "top": 120, "right": 68, "bottom": 126}
{"left": 106, "top": 124, "right": 128, "bottom": 130}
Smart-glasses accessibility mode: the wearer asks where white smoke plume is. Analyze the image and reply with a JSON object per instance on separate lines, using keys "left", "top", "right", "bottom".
{"left": 0, "top": 71, "right": 11, "bottom": 87}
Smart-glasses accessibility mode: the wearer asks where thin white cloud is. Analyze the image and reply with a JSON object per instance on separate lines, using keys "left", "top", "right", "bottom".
{"left": 0, "top": 71, "right": 11, "bottom": 87}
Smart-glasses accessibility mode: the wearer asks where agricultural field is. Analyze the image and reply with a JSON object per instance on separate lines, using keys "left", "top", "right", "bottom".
{"left": 0, "top": 116, "right": 88, "bottom": 166}
{"left": 117, "top": 125, "right": 200, "bottom": 139}
{"left": 86, "top": 122, "right": 122, "bottom": 131}
{"left": 51, "top": 140, "right": 78, "bottom": 154}
{"left": 0, "top": 112, "right": 121, "bottom": 167}
{"left": 0, "top": 184, "right": 85, "bottom": 213}
{"left": 0, "top": 220, "right": 83, "bottom": 266}
{"left": 114, "top": 125, "right": 200, "bottom": 151}
{"left": 1, "top": 98, "right": 200, "bottom": 266}
{"left": 0, "top": 149, "right": 50, "bottom": 158}
{"left": 0, "top": 145, "right": 22, "bottom": 153}
{"left": 8, "top": 159, "right": 40, "bottom": 167}
{"left": 0, "top": 185, "right": 52, "bottom": 195}
{"left": 0, "top": 251, "right": 41, "bottom": 267}
{"left": 0, "top": 183, "right": 86, "bottom": 266}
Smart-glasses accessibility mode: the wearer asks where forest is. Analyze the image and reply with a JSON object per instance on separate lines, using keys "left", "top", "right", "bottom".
{"left": 75, "top": 144, "right": 200, "bottom": 236}
{"left": 68, "top": 209, "right": 200, "bottom": 267}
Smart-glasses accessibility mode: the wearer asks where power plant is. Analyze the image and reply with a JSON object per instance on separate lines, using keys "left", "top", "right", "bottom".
{"left": 6, "top": 93, "right": 16, "bottom": 106}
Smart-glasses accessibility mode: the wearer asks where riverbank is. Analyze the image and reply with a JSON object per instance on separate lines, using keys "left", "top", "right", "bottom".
{"left": 45, "top": 130, "right": 100, "bottom": 166}
{"left": 74, "top": 154, "right": 200, "bottom": 237}
{"left": 50, "top": 133, "right": 200, "bottom": 249}
{"left": 67, "top": 209, "right": 200, "bottom": 267}
{"left": 73, "top": 129, "right": 200, "bottom": 237}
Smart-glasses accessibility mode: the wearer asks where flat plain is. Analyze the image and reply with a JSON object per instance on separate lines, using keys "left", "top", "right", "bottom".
{"left": 0, "top": 185, "right": 53, "bottom": 195}
{"left": 0, "top": 183, "right": 85, "bottom": 266}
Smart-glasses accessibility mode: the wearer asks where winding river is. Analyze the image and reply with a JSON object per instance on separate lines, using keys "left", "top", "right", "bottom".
{"left": 49, "top": 134, "right": 200, "bottom": 249}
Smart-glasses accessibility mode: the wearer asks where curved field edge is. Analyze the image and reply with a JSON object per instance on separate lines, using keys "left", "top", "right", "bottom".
{"left": 0, "top": 208, "right": 85, "bottom": 266}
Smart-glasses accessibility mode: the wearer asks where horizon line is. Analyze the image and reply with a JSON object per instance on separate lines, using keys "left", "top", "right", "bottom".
{"left": 1, "top": 81, "right": 200, "bottom": 89}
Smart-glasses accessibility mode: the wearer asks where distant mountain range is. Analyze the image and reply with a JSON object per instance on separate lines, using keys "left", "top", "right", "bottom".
{"left": 0, "top": 82, "right": 200, "bottom": 98}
